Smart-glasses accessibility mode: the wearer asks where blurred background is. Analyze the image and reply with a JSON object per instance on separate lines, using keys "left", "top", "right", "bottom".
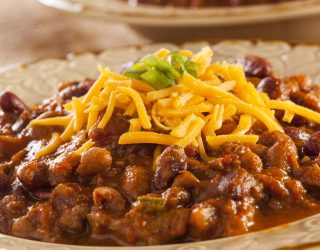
{"left": 0, "top": 0, "right": 147, "bottom": 67}
{"left": 1, "top": 0, "right": 320, "bottom": 67}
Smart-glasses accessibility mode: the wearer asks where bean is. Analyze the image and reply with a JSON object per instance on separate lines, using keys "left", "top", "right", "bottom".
{"left": 257, "top": 76, "right": 281, "bottom": 99}
{"left": 93, "top": 187, "right": 126, "bottom": 213}
{"left": 162, "top": 187, "right": 191, "bottom": 208}
{"left": 153, "top": 145, "right": 187, "bottom": 190}
{"left": 238, "top": 55, "right": 273, "bottom": 78}
{"left": 305, "top": 131, "right": 320, "bottom": 156}
{"left": 17, "top": 161, "right": 49, "bottom": 190}
{"left": 121, "top": 165, "right": 152, "bottom": 200}
{"left": 76, "top": 147, "right": 112, "bottom": 176}
{"left": 0, "top": 91, "right": 28, "bottom": 114}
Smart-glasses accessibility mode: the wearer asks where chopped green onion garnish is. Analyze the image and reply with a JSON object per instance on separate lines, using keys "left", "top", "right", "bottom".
{"left": 122, "top": 50, "right": 199, "bottom": 90}
{"left": 140, "top": 67, "right": 175, "bottom": 90}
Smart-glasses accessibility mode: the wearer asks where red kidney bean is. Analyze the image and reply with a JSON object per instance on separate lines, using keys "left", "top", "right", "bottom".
{"left": 121, "top": 165, "right": 152, "bottom": 200}
{"left": 305, "top": 131, "right": 320, "bottom": 156}
{"left": 17, "top": 161, "right": 49, "bottom": 190}
{"left": 238, "top": 55, "right": 273, "bottom": 78}
{"left": 0, "top": 91, "right": 28, "bottom": 115}
{"left": 257, "top": 76, "right": 281, "bottom": 99}
{"left": 76, "top": 147, "right": 112, "bottom": 177}
{"left": 153, "top": 145, "right": 187, "bottom": 190}
{"left": 93, "top": 187, "right": 126, "bottom": 213}
{"left": 284, "top": 127, "right": 310, "bottom": 144}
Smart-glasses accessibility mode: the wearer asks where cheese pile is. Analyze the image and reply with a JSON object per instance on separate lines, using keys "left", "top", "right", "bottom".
{"left": 29, "top": 47, "right": 320, "bottom": 160}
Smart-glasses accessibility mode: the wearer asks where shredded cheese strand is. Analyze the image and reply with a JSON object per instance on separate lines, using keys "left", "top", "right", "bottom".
{"left": 232, "top": 114, "right": 252, "bottom": 135}
{"left": 119, "top": 132, "right": 178, "bottom": 145}
{"left": 203, "top": 104, "right": 224, "bottom": 136}
{"left": 197, "top": 135, "right": 210, "bottom": 161}
{"left": 176, "top": 118, "right": 205, "bottom": 148}
{"left": 157, "top": 102, "right": 212, "bottom": 118}
{"left": 98, "top": 91, "right": 117, "bottom": 129}
{"left": 29, "top": 116, "right": 71, "bottom": 128}
{"left": 35, "top": 133, "right": 61, "bottom": 159}
{"left": 146, "top": 85, "right": 185, "bottom": 102}
{"left": 171, "top": 114, "right": 198, "bottom": 137}
{"left": 74, "top": 140, "right": 94, "bottom": 155}
{"left": 151, "top": 104, "right": 171, "bottom": 131}
{"left": 60, "top": 118, "right": 75, "bottom": 142}
{"left": 268, "top": 100, "right": 320, "bottom": 125}
{"left": 83, "top": 68, "right": 108, "bottom": 104}
{"left": 282, "top": 110, "right": 295, "bottom": 123}
{"left": 129, "top": 118, "right": 142, "bottom": 132}
{"left": 117, "top": 87, "right": 151, "bottom": 129}
{"left": 206, "top": 134, "right": 259, "bottom": 148}
{"left": 210, "top": 97, "right": 282, "bottom": 131}
{"left": 72, "top": 97, "right": 86, "bottom": 132}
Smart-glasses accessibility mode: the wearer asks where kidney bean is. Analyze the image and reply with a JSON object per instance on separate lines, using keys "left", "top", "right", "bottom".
{"left": 58, "top": 80, "right": 93, "bottom": 101}
{"left": 93, "top": 187, "right": 126, "bottom": 213}
{"left": 153, "top": 145, "right": 187, "bottom": 190}
{"left": 0, "top": 91, "right": 28, "bottom": 115}
{"left": 284, "top": 127, "right": 310, "bottom": 155}
{"left": 121, "top": 165, "right": 152, "bottom": 200}
{"left": 257, "top": 76, "right": 281, "bottom": 99}
{"left": 259, "top": 131, "right": 299, "bottom": 173}
{"left": 305, "top": 131, "right": 320, "bottom": 156}
{"left": 172, "top": 170, "right": 200, "bottom": 189}
{"left": 76, "top": 147, "right": 112, "bottom": 177}
{"left": 17, "top": 161, "right": 49, "bottom": 190}
{"left": 162, "top": 187, "right": 191, "bottom": 208}
{"left": 29, "top": 190, "right": 52, "bottom": 201}
{"left": 238, "top": 55, "right": 273, "bottom": 78}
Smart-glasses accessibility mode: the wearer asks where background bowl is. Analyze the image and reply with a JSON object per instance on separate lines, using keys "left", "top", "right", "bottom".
{"left": 38, "top": 0, "right": 320, "bottom": 41}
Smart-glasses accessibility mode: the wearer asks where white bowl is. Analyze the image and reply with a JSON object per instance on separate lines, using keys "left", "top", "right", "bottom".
{"left": 1, "top": 40, "right": 320, "bottom": 249}
{"left": 37, "top": 0, "right": 320, "bottom": 27}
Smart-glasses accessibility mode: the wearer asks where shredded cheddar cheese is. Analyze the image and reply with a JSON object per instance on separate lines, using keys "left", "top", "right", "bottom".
{"left": 35, "top": 133, "right": 61, "bottom": 159}
{"left": 117, "top": 87, "right": 151, "bottom": 129}
{"left": 74, "top": 140, "right": 94, "bottom": 155}
{"left": 119, "top": 132, "right": 179, "bottom": 145}
{"left": 176, "top": 117, "right": 205, "bottom": 148}
{"left": 29, "top": 116, "right": 72, "bottom": 128}
{"left": 129, "top": 118, "right": 142, "bottom": 132}
{"left": 232, "top": 114, "right": 252, "bottom": 135}
{"left": 206, "top": 134, "right": 259, "bottom": 148}
{"left": 29, "top": 46, "right": 320, "bottom": 161}
{"left": 282, "top": 110, "right": 295, "bottom": 123}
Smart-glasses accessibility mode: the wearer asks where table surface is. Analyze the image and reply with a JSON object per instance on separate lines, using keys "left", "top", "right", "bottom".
{"left": 0, "top": 0, "right": 148, "bottom": 67}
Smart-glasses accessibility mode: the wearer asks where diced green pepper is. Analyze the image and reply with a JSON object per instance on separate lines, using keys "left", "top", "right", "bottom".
{"left": 135, "top": 196, "right": 166, "bottom": 213}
